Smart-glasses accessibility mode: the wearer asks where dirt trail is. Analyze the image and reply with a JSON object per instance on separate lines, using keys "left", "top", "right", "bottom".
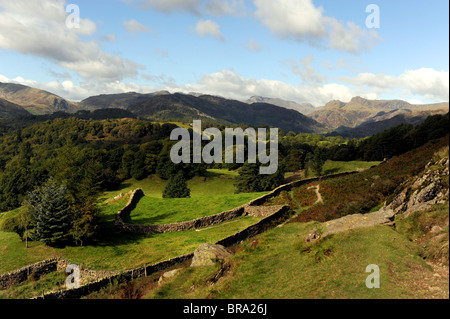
{"left": 279, "top": 184, "right": 324, "bottom": 227}
{"left": 308, "top": 184, "right": 323, "bottom": 205}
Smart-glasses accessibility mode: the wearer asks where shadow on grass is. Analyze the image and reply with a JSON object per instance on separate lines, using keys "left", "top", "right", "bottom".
{"left": 127, "top": 211, "right": 179, "bottom": 225}
{"left": 90, "top": 191, "right": 154, "bottom": 248}
{"left": 323, "top": 168, "right": 340, "bottom": 175}
{"left": 203, "top": 170, "right": 236, "bottom": 179}
{"left": 90, "top": 213, "right": 155, "bottom": 249}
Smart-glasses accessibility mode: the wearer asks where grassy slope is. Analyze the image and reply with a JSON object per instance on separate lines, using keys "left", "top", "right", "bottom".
{"left": 145, "top": 213, "right": 448, "bottom": 299}
{"left": 128, "top": 193, "right": 263, "bottom": 225}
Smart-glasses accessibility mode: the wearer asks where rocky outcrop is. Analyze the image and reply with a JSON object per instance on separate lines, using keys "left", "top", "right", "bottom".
{"left": 306, "top": 152, "right": 449, "bottom": 241}
{"left": 382, "top": 156, "right": 449, "bottom": 218}
{"left": 191, "top": 243, "right": 232, "bottom": 267}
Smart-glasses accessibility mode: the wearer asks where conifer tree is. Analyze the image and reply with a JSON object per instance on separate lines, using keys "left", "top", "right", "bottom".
{"left": 28, "top": 179, "right": 71, "bottom": 247}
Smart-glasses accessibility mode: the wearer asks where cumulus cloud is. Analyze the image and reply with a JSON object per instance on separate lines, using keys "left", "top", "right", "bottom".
{"left": 172, "top": 69, "right": 354, "bottom": 106}
{"left": 0, "top": 74, "right": 157, "bottom": 102}
{"left": 194, "top": 19, "right": 225, "bottom": 41}
{"left": 0, "top": 0, "right": 143, "bottom": 82}
{"left": 253, "top": 0, "right": 382, "bottom": 53}
{"left": 337, "top": 68, "right": 449, "bottom": 102}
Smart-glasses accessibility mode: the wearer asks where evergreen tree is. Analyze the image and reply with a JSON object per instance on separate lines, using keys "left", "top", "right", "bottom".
{"left": 234, "top": 163, "right": 261, "bottom": 193}
{"left": 234, "top": 162, "right": 285, "bottom": 193}
{"left": 28, "top": 180, "right": 71, "bottom": 247}
{"left": 311, "top": 148, "right": 325, "bottom": 176}
{"left": 162, "top": 171, "right": 191, "bottom": 198}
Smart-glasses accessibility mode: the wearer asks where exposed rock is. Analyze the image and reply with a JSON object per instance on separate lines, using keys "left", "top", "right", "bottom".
{"left": 191, "top": 243, "right": 232, "bottom": 267}
{"left": 158, "top": 269, "right": 180, "bottom": 286}
{"left": 316, "top": 151, "right": 449, "bottom": 238}
{"left": 305, "top": 229, "right": 321, "bottom": 243}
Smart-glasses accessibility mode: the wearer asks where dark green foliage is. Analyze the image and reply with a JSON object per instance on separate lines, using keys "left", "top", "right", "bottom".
{"left": 162, "top": 171, "right": 191, "bottom": 198}
{"left": 70, "top": 201, "right": 99, "bottom": 247}
{"left": 235, "top": 162, "right": 285, "bottom": 193}
{"left": 0, "top": 207, "right": 34, "bottom": 239}
{"left": 310, "top": 148, "right": 325, "bottom": 177}
{"left": 285, "top": 148, "right": 305, "bottom": 172}
{"left": 234, "top": 163, "right": 261, "bottom": 193}
{"left": 355, "top": 113, "right": 449, "bottom": 161}
{"left": 131, "top": 151, "right": 148, "bottom": 180}
{"left": 28, "top": 180, "right": 71, "bottom": 247}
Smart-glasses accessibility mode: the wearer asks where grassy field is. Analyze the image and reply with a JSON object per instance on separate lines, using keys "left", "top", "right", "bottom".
{"left": 0, "top": 270, "right": 67, "bottom": 299}
{"left": 128, "top": 193, "right": 263, "bottom": 225}
{"left": 0, "top": 169, "right": 265, "bottom": 274}
{"left": 0, "top": 213, "right": 261, "bottom": 273}
{"left": 142, "top": 221, "right": 447, "bottom": 299}
{"left": 100, "top": 169, "right": 240, "bottom": 201}
{"left": 284, "top": 160, "right": 380, "bottom": 182}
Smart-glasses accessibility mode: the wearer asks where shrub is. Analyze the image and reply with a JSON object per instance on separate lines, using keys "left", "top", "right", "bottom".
{"left": 162, "top": 171, "right": 191, "bottom": 198}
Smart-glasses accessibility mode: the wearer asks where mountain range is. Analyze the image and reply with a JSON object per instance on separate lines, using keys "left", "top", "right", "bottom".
{"left": 0, "top": 82, "right": 448, "bottom": 136}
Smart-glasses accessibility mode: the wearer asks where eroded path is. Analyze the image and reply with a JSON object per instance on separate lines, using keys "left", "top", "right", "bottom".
{"left": 308, "top": 184, "right": 323, "bottom": 205}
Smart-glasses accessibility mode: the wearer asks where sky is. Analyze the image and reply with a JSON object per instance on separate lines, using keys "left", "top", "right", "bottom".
{"left": 0, "top": 0, "right": 448, "bottom": 107}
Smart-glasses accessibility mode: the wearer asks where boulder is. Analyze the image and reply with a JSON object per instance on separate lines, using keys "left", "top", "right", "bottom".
{"left": 158, "top": 269, "right": 179, "bottom": 286}
{"left": 191, "top": 243, "right": 232, "bottom": 267}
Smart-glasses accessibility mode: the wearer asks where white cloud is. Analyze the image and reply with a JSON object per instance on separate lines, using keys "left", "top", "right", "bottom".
{"left": 123, "top": 19, "right": 154, "bottom": 34}
{"left": 253, "top": 0, "right": 382, "bottom": 53}
{"left": 194, "top": 19, "right": 225, "bottom": 41}
{"left": 0, "top": 74, "right": 156, "bottom": 102}
{"left": 399, "top": 68, "right": 449, "bottom": 102}
{"left": 171, "top": 70, "right": 354, "bottom": 106}
{"left": 0, "top": 0, "right": 143, "bottom": 82}
{"left": 337, "top": 68, "right": 449, "bottom": 102}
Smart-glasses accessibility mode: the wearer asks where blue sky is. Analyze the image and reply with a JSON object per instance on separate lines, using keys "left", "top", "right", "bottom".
{"left": 0, "top": 0, "right": 448, "bottom": 106}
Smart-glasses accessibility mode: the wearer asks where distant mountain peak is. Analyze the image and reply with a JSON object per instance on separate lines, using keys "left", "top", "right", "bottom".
{"left": 246, "top": 96, "right": 316, "bottom": 115}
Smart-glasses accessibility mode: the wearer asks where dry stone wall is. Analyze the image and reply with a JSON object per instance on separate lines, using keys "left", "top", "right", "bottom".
{"left": 0, "top": 258, "right": 59, "bottom": 289}
{"left": 5, "top": 171, "right": 359, "bottom": 299}
{"left": 247, "top": 171, "right": 358, "bottom": 207}
{"left": 116, "top": 204, "right": 247, "bottom": 235}
{"left": 0, "top": 258, "right": 119, "bottom": 290}
{"left": 34, "top": 204, "right": 290, "bottom": 299}
{"left": 115, "top": 172, "right": 359, "bottom": 235}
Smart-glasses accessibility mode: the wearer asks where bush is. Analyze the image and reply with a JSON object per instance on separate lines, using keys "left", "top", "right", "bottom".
{"left": 162, "top": 172, "right": 191, "bottom": 198}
